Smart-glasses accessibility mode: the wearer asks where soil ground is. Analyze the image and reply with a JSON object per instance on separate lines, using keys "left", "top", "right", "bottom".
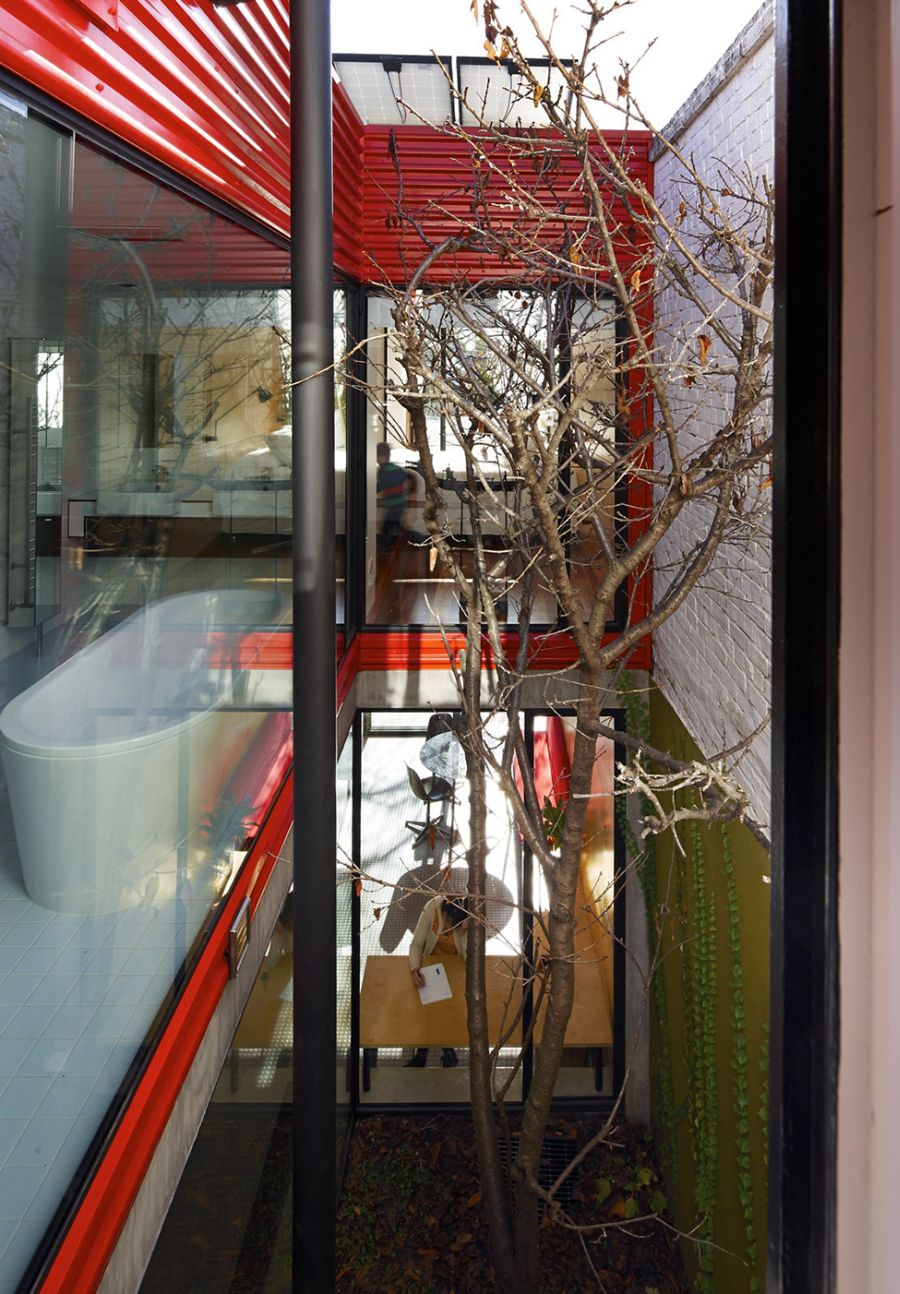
{"left": 336, "top": 1114, "right": 690, "bottom": 1294}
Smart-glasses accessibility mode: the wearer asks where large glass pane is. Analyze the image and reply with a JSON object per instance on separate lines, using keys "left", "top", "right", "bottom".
{"left": 334, "top": 287, "right": 348, "bottom": 652}
{"left": 140, "top": 887, "right": 294, "bottom": 1293}
{"left": 363, "top": 292, "right": 618, "bottom": 629}
{"left": 531, "top": 716, "right": 615, "bottom": 1099}
{"left": 336, "top": 729, "right": 353, "bottom": 1164}
{"left": 0, "top": 103, "right": 291, "bottom": 1288}
{"left": 357, "top": 710, "right": 520, "bottom": 1103}
{"left": 566, "top": 299, "right": 618, "bottom": 624}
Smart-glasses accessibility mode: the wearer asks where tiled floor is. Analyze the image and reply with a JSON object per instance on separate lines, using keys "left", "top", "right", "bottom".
{"left": 0, "top": 780, "right": 238, "bottom": 1294}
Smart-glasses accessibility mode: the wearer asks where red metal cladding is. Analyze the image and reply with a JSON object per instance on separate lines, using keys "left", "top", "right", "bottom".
{"left": 354, "top": 630, "right": 650, "bottom": 674}
{"left": 337, "top": 634, "right": 360, "bottom": 709}
{"left": 333, "top": 80, "right": 364, "bottom": 279}
{"left": 359, "top": 125, "right": 653, "bottom": 285}
{"left": 0, "top": 1, "right": 369, "bottom": 262}
{"left": 0, "top": 0, "right": 291, "bottom": 234}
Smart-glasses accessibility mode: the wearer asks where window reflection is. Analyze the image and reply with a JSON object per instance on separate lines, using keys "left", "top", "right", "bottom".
{"left": 363, "top": 292, "right": 617, "bottom": 628}
{"left": 335, "top": 287, "right": 347, "bottom": 640}
{"left": 0, "top": 101, "right": 292, "bottom": 1290}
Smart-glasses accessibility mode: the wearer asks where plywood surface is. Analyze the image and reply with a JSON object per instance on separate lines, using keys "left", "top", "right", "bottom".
{"left": 360, "top": 952, "right": 612, "bottom": 1049}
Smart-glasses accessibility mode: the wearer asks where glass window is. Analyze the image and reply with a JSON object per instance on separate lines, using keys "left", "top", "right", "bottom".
{"left": 334, "top": 287, "right": 348, "bottom": 649}
{"left": 0, "top": 101, "right": 292, "bottom": 1289}
{"left": 531, "top": 716, "right": 616, "bottom": 1098}
{"left": 357, "top": 710, "right": 520, "bottom": 1102}
{"left": 362, "top": 291, "right": 617, "bottom": 629}
{"left": 336, "top": 729, "right": 354, "bottom": 1161}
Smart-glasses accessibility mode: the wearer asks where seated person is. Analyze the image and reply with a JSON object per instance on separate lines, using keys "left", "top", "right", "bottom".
{"left": 406, "top": 894, "right": 469, "bottom": 1069}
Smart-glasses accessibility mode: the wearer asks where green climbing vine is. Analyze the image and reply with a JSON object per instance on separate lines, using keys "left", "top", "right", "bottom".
{"left": 759, "top": 1022, "right": 769, "bottom": 1174}
{"left": 687, "top": 824, "right": 718, "bottom": 1293}
{"left": 614, "top": 685, "right": 768, "bottom": 1294}
{"left": 722, "top": 822, "right": 760, "bottom": 1291}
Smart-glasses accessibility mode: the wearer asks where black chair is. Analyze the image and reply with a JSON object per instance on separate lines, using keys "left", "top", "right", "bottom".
{"left": 404, "top": 765, "right": 455, "bottom": 848}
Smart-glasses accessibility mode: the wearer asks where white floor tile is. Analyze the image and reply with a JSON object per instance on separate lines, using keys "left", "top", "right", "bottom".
{"left": 8, "top": 1117, "right": 74, "bottom": 1170}
{"left": 19, "top": 1039, "right": 74, "bottom": 1076}
{"left": 0, "top": 1121, "right": 28, "bottom": 1164}
{"left": 0, "top": 1075, "right": 53, "bottom": 1119}
{"left": 35, "top": 1075, "right": 91, "bottom": 1121}
{"left": 0, "top": 976, "right": 42, "bottom": 1006}
{"left": 5, "top": 1004, "right": 61, "bottom": 1039}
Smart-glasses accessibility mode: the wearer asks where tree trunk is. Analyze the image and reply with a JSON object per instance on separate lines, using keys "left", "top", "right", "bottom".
{"left": 461, "top": 609, "right": 519, "bottom": 1288}
{"left": 510, "top": 686, "right": 601, "bottom": 1286}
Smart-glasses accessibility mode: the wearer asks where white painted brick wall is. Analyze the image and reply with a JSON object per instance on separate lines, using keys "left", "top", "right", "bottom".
{"left": 651, "top": 5, "right": 773, "bottom": 831}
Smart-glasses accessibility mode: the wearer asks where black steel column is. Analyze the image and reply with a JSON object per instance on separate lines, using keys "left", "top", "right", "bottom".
{"left": 291, "top": 1, "right": 335, "bottom": 1290}
{"left": 770, "top": 0, "right": 841, "bottom": 1290}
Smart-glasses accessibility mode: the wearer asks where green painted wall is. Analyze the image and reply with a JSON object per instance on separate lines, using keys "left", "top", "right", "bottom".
{"left": 637, "top": 688, "right": 769, "bottom": 1293}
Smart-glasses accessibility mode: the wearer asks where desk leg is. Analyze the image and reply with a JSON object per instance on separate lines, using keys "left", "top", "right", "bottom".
{"left": 363, "top": 1047, "right": 378, "bottom": 1092}
{"left": 592, "top": 1048, "right": 605, "bottom": 1092}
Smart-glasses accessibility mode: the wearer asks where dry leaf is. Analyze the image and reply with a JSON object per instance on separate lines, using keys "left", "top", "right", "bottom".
{"left": 630, "top": 268, "right": 641, "bottom": 295}
{"left": 569, "top": 244, "right": 582, "bottom": 266}
{"left": 500, "top": 38, "right": 510, "bottom": 59}
{"left": 449, "top": 1233, "right": 474, "bottom": 1252}
{"left": 466, "top": 1190, "right": 482, "bottom": 1207}
{"left": 677, "top": 200, "right": 687, "bottom": 225}
{"left": 533, "top": 83, "right": 543, "bottom": 107}
{"left": 698, "top": 333, "right": 712, "bottom": 366}
{"left": 484, "top": 38, "right": 497, "bottom": 61}
{"left": 617, "top": 73, "right": 629, "bottom": 99}
{"left": 470, "top": 0, "right": 478, "bottom": 19}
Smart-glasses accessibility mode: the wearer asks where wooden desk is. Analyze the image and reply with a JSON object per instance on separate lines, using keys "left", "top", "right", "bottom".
{"left": 360, "top": 953, "right": 522, "bottom": 1050}
{"left": 359, "top": 951, "right": 613, "bottom": 1091}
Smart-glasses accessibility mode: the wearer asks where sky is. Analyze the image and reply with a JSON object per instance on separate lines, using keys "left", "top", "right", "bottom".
{"left": 331, "top": 0, "right": 765, "bottom": 128}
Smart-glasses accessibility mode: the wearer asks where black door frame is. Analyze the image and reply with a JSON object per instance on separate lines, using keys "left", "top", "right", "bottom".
{"left": 769, "top": 0, "right": 841, "bottom": 1290}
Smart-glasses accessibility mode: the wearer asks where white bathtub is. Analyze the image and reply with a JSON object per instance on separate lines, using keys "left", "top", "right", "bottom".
{"left": 0, "top": 589, "right": 290, "bottom": 913}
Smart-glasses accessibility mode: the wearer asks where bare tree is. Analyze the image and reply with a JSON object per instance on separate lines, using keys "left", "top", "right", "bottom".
{"left": 358, "top": 3, "right": 772, "bottom": 1286}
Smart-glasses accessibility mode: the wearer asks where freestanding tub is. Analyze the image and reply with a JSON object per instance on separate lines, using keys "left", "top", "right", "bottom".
{"left": 0, "top": 588, "right": 290, "bottom": 913}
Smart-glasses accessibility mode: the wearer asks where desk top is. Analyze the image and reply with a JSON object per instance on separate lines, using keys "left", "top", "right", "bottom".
{"left": 359, "top": 951, "right": 612, "bottom": 1050}
{"left": 360, "top": 954, "right": 520, "bottom": 1048}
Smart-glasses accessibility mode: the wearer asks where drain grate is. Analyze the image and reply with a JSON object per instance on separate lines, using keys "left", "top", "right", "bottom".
{"left": 497, "top": 1135, "right": 578, "bottom": 1211}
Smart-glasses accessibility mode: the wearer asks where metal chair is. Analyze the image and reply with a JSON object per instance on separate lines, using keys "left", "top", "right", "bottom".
{"left": 404, "top": 765, "right": 455, "bottom": 849}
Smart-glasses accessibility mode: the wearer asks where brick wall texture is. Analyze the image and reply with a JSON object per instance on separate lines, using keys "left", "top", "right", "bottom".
{"left": 651, "top": 5, "right": 774, "bottom": 831}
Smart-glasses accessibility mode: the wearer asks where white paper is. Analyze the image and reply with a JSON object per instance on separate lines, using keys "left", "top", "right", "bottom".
{"left": 417, "top": 962, "right": 453, "bottom": 1004}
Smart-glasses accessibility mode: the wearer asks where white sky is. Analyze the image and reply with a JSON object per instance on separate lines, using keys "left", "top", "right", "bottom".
{"left": 331, "top": 0, "right": 765, "bottom": 128}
